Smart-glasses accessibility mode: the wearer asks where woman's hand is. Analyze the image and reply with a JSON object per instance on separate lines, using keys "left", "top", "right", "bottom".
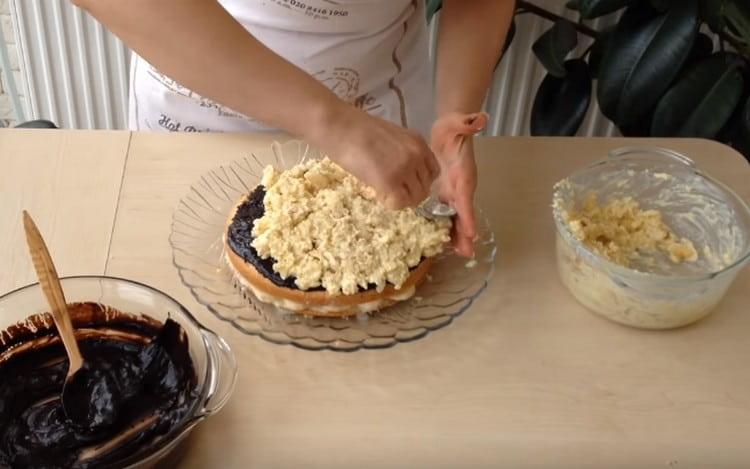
{"left": 315, "top": 104, "right": 441, "bottom": 210}
{"left": 431, "top": 112, "right": 488, "bottom": 257}
{"left": 431, "top": 0, "right": 512, "bottom": 254}
{"left": 74, "top": 0, "right": 439, "bottom": 211}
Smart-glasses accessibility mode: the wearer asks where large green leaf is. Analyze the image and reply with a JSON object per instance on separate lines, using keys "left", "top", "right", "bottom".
{"left": 687, "top": 32, "right": 715, "bottom": 66}
{"left": 597, "top": 0, "right": 699, "bottom": 129}
{"left": 702, "top": 0, "right": 750, "bottom": 54}
{"left": 701, "top": 0, "right": 726, "bottom": 33}
{"left": 588, "top": 28, "right": 613, "bottom": 78}
{"left": 721, "top": 94, "right": 750, "bottom": 161}
{"left": 531, "top": 59, "right": 592, "bottom": 136}
{"left": 619, "top": 120, "right": 653, "bottom": 137}
{"left": 649, "top": 0, "right": 671, "bottom": 12}
{"left": 717, "top": 80, "right": 749, "bottom": 143}
{"left": 532, "top": 19, "right": 578, "bottom": 77}
{"left": 573, "top": 0, "right": 634, "bottom": 18}
{"left": 426, "top": 0, "right": 442, "bottom": 22}
{"left": 736, "top": 96, "right": 750, "bottom": 161}
{"left": 597, "top": 3, "right": 659, "bottom": 119}
{"left": 725, "top": 0, "right": 750, "bottom": 48}
{"left": 651, "top": 53, "right": 744, "bottom": 138}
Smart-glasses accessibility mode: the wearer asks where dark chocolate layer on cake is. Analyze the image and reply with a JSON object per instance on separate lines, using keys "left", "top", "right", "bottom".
{"left": 226, "top": 186, "right": 315, "bottom": 290}
{"left": 226, "top": 186, "right": 420, "bottom": 293}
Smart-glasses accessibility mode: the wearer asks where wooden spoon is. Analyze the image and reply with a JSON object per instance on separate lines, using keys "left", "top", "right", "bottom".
{"left": 22, "top": 211, "right": 84, "bottom": 375}
{"left": 23, "top": 211, "right": 119, "bottom": 430}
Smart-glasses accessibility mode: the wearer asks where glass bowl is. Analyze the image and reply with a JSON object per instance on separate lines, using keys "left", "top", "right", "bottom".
{"left": 170, "top": 140, "right": 496, "bottom": 351}
{"left": 553, "top": 146, "right": 750, "bottom": 329}
{"left": 0, "top": 276, "right": 237, "bottom": 468}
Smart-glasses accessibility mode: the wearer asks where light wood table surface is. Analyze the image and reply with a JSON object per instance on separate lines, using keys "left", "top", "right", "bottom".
{"left": 1, "top": 129, "right": 749, "bottom": 468}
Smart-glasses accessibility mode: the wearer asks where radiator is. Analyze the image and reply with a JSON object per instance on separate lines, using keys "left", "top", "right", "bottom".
{"left": 10, "top": 0, "right": 129, "bottom": 129}
{"left": 10, "top": 0, "right": 616, "bottom": 136}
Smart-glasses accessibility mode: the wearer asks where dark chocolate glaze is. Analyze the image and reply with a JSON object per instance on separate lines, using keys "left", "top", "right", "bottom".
{"left": 226, "top": 185, "right": 307, "bottom": 290}
{"left": 0, "top": 303, "right": 198, "bottom": 469}
{"left": 227, "top": 185, "right": 330, "bottom": 291}
{"left": 226, "top": 186, "right": 389, "bottom": 292}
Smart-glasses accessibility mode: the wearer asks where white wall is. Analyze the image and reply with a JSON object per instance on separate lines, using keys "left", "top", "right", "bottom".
{"left": 0, "top": 0, "right": 24, "bottom": 126}
{"left": 9, "top": 0, "right": 130, "bottom": 129}
{"left": 5, "top": 0, "right": 617, "bottom": 136}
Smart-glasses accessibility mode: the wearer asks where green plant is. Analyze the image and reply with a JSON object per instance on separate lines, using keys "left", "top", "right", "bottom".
{"left": 427, "top": 0, "right": 750, "bottom": 160}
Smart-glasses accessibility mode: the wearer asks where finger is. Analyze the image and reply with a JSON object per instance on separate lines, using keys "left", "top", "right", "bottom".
{"left": 452, "top": 218, "right": 476, "bottom": 257}
{"left": 435, "top": 112, "right": 490, "bottom": 137}
{"left": 453, "top": 232, "right": 475, "bottom": 258}
{"left": 448, "top": 221, "right": 474, "bottom": 257}
{"left": 424, "top": 151, "right": 441, "bottom": 179}
{"left": 450, "top": 184, "right": 477, "bottom": 258}
{"left": 455, "top": 190, "right": 477, "bottom": 241}
{"left": 432, "top": 112, "right": 489, "bottom": 156}
{"left": 372, "top": 178, "right": 391, "bottom": 205}
{"left": 465, "top": 112, "right": 489, "bottom": 134}
{"left": 384, "top": 186, "right": 411, "bottom": 210}
{"left": 431, "top": 115, "right": 463, "bottom": 152}
{"left": 415, "top": 163, "right": 432, "bottom": 198}
{"left": 375, "top": 178, "right": 400, "bottom": 209}
{"left": 405, "top": 174, "right": 427, "bottom": 206}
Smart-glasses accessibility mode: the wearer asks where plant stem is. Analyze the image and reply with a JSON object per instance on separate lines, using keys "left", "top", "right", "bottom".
{"left": 517, "top": 0, "right": 749, "bottom": 59}
{"left": 583, "top": 42, "right": 595, "bottom": 58}
{"left": 517, "top": 0, "right": 600, "bottom": 38}
{"left": 718, "top": 30, "right": 750, "bottom": 57}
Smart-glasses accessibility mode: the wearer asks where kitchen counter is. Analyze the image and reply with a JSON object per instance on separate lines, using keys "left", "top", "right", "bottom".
{"left": 1, "top": 129, "right": 749, "bottom": 468}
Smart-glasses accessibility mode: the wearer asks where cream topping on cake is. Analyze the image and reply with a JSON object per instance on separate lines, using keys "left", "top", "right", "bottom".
{"left": 252, "top": 158, "right": 451, "bottom": 295}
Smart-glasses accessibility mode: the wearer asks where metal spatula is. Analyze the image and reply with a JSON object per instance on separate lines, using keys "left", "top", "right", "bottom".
{"left": 417, "top": 194, "right": 456, "bottom": 220}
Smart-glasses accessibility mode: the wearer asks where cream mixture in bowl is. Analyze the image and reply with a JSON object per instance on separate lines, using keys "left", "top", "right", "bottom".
{"left": 553, "top": 146, "right": 750, "bottom": 329}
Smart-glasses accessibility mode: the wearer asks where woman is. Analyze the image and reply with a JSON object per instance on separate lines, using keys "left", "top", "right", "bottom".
{"left": 73, "top": 0, "right": 514, "bottom": 256}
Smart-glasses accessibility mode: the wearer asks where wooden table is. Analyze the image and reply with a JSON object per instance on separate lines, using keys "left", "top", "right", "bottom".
{"left": 1, "top": 129, "right": 749, "bottom": 468}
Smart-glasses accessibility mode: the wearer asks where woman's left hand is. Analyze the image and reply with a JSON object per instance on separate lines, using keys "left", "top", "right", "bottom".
{"left": 431, "top": 112, "right": 489, "bottom": 257}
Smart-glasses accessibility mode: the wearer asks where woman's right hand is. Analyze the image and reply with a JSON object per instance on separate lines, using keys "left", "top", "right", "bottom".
{"left": 310, "top": 104, "right": 440, "bottom": 210}
{"left": 75, "top": 0, "right": 439, "bottom": 209}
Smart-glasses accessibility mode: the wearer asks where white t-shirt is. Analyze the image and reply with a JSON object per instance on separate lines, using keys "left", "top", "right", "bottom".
{"left": 128, "top": 0, "right": 433, "bottom": 137}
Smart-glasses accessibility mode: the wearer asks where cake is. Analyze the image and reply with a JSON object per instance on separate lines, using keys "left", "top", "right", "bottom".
{"left": 223, "top": 157, "right": 451, "bottom": 317}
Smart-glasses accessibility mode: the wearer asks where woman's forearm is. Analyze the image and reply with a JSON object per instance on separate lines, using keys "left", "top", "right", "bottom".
{"left": 434, "top": 0, "right": 515, "bottom": 116}
{"left": 74, "top": 0, "right": 345, "bottom": 142}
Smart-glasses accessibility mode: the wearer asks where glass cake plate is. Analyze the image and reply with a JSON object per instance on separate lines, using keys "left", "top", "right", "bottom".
{"left": 170, "top": 140, "right": 496, "bottom": 351}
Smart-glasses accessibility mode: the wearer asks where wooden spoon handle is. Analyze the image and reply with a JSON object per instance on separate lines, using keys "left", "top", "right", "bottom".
{"left": 22, "top": 211, "right": 84, "bottom": 376}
